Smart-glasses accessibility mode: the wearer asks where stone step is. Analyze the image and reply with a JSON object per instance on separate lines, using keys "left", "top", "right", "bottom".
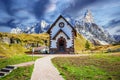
{"left": 6, "top": 65, "right": 16, "bottom": 69}
{"left": 0, "top": 65, "right": 17, "bottom": 78}
{"left": 1, "top": 68, "right": 13, "bottom": 73}
{"left": 0, "top": 71, "right": 7, "bottom": 77}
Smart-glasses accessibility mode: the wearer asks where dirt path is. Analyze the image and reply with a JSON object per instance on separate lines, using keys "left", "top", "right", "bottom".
{"left": 13, "top": 61, "right": 34, "bottom": 67}
{"left": 31, "top": 55, "right": 64, "bottom": 80}
{"left": 30, "top": 54, "right": 92, "bottom": 80}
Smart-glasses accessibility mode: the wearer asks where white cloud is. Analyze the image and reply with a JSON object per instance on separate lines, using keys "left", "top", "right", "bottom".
{"left": 45, "top": 0, "right": 58, "bottom": 13}
{"left": 46, "top": 3, "right": 56, "bottom": 13}
{"left": 106, "top": 26, "right": 120, "bottom": 35}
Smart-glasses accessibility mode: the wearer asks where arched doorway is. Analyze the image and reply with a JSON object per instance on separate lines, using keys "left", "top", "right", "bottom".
{"left": 57, "top": 37, "right": 66, "bottom": 52}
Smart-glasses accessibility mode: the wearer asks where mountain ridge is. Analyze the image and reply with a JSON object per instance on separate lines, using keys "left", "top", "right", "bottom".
{"left": 10, "top": 10, "right": 118, "bottom": 45}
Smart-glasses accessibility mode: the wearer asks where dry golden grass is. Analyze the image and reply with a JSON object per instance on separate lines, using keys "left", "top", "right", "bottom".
{"left": 74, "top": 33, "right": 94, "bottom": 53}
{"left": 0, "top": 32, "right": 49, "bottom": 57}
{"left": 93, "top": 45, "right": 120, "bottom": 51}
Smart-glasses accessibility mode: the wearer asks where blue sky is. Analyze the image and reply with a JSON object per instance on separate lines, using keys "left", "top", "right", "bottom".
{"left": 0, "top": 0, "right": 120, "bottom": 34}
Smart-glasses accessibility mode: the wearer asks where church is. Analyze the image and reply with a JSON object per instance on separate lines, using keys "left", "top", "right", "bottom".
{"left": 47, "top": 15, "right": 76, "bottom": 54}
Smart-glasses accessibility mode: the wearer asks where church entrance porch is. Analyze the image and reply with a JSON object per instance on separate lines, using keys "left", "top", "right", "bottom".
{"left": 57, "top": 37, "right": 66, "bottom": 52}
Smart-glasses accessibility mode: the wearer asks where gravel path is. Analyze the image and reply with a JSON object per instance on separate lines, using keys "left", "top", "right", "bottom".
{"left": 31, "top": 55, "right": 64, "bottom": 80}
{"left": 13, "top": 61, "right": 34, "bottom": 67}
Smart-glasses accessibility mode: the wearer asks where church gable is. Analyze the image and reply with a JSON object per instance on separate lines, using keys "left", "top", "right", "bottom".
{"left": 47, "top": 15, "right": 76, "bottom": 37}
{"left": 52, "top": 29, "right": 70, "bottom": 40}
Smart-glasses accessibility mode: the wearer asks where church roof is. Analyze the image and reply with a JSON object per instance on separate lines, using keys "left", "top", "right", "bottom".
{"left": 52, "top": 29, "right": 70, "bottom": 40}
{"left": 47, "top": 15, "right": 77, "bottom": 36}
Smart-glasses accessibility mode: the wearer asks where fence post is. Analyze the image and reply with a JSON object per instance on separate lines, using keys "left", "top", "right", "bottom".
{"left": 32, "top": 48, "right": 34, "bottom": 61}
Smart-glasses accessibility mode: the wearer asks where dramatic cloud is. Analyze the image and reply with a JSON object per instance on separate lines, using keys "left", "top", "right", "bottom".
{"left": 62, "top": 0, "right": 103, "bottom": 16}
{"left": 0, "top": 0, "right": 50, "bottom": 28}
{"left": 0, "top": 0, "right": 120, "bottom": 33}
{"left": 105, "top": 18, "right": 120, "bottom": 35}
{"left": 106, "top": 26, "right": 120, "bottom": 35}
{"left": 108, "top": 19, "right": 120, "bottom": 27}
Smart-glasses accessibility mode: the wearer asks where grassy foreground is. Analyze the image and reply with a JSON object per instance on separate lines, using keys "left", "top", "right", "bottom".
{"left": 0, "top": 65, "right": 34, "bottom": 80}
{"left": 52, "top": 53, "right": 120, "bottom": 80}
{"left": 0, "top": 55, "right": 41, "bottom": 80}
{"left": 0, "top": 54, "right": 40, "bottom": 69}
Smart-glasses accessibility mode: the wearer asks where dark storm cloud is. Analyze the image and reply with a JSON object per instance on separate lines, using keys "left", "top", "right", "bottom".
{"left": 0, "top": 19, "right": 18, "bottom": 28}
{"left": 0, "top": 0, "right": 50, "bottom": 28}
{"left": 0, "top": 0, "right": 12, "bottom": 14}
{"left": 33, "top": 0, "right": 50, "bottom": 19}
{"left": 107, "top": 19, "right": 120, "bottom": 27}
{"left": 106, "top": 18, "right": 120, "bottom": 35}
{"left": 0, "top": 0, "right": 50, "bottom": 17}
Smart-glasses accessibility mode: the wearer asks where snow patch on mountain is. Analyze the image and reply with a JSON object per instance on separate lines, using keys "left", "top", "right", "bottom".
{"left": 83, "top": 9, "right": 94, "bottom": 23}
{"left": 41, "top": 20, "right": 49, "bottom": 28}
{"left": 11, "top": 20, "right": 49, "bottom": 34}
{"left": 11, "top": 27, "right": 22, "bottom": 34}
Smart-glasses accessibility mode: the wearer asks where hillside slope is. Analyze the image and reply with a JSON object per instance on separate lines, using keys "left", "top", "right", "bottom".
{"left": 0, "top": 32, "right": 93, "bottom": 57}
{"left": 0, "top": 32, "right": 49, "bottom": 57}
{"left": 74, "top": 33, "right": 93, "bottom": 53}
{"left": 0, "top": 43, "right": 26, "bottom": 57}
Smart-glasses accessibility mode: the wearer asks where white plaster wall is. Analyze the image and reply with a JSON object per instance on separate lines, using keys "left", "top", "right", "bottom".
{"left": 50, "top": 17, "right": 73, "bottom": 48}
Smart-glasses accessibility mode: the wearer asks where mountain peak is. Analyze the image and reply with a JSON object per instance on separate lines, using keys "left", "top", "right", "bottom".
{"left": 83, "top": 9, "right": 94, "bottom": 23}
{"left": 75, "top": 10, "right": 115, "bottom": 45}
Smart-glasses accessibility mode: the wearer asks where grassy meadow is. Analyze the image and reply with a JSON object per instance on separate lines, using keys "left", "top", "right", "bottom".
{"left": 52, "top": 53, "right": 120, "bottom": 80}
{"left": 0, "top": 54, "right": 40, "bottom": 69}
{"left": 0, "top": 65, "right": 34, "bottom": 80}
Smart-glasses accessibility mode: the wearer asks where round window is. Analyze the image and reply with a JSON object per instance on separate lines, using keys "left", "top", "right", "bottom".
{"left": 59, "top": 22, "right": 64, "bottom": 28}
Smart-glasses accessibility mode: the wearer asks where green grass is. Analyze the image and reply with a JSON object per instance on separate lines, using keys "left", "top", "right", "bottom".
{"left": 0, "top": 54, "right": 40, "bottom": 69}
{"left": 52, "top": 53, "right": 120, "bottom": 80}
{"left": 0, "top": 65, "right": 34, "bottom": 80}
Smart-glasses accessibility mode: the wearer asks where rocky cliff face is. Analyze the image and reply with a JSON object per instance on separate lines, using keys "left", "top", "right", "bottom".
{"left": 75, "top": 10, "right": 114, "bottom": 45}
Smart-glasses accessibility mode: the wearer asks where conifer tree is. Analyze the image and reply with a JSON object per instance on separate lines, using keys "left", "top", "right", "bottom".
{"left": 85, "top": 40, "right": 90, "bottom": 49}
